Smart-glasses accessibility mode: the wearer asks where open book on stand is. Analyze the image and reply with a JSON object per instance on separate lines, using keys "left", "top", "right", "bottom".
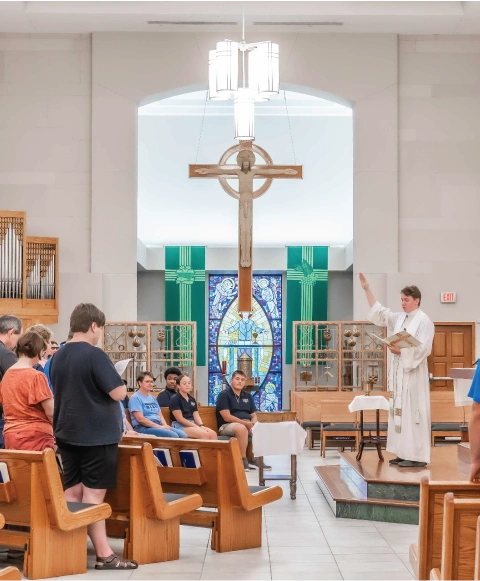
{"left": 367, "top": 331, "right": 421, "bottom": 349}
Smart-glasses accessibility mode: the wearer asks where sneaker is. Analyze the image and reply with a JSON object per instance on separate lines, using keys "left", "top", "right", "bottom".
{"left": 250, "top": 458, "right": 272, "bottom": 471}
{"left": 242, "top": 457, "right": 250, "bottom": 472}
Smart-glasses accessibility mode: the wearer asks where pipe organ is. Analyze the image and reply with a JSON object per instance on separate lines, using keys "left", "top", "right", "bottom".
{"left": 0, "top": 211, "right": 59, "bottom": 328}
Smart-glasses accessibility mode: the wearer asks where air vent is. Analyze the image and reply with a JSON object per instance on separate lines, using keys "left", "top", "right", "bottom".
{"left": 253, "top": 21, "right": 344, "bottom": 26}
{"left": 147, "top": 21, "right": 238, "bottom": 26}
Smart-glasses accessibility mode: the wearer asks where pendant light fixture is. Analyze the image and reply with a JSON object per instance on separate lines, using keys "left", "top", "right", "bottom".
{"left": 207, "top": 14, "right": 280, "bottom": 141}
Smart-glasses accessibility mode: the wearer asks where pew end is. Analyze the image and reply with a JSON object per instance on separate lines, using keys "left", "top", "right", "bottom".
{"left": 0, "top": 514, "right": 20, "bottom": 581}
{"left": 0, "top": 448, "right": 112, "bottom": 580}
{"left": 121, "top": 435, "right": 283, "bottom": 553}
{"left": 475, "top": 516, "right": 480, "bottom": 581}
{"left": 414, "top": 476, "right": 480, "bottom": 581}
{"left": 106, "top": 443, "right": 203, "bottom": 565}
{"left": 432, "top": 492, "right": 480, "bottom": 580}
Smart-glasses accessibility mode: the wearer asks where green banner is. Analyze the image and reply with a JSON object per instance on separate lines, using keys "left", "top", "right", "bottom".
{"left": 165, "top": 246, "right": 206, "bottom": 366}
{"left": 286, "top": 246, "right": 328, "bottom": 364}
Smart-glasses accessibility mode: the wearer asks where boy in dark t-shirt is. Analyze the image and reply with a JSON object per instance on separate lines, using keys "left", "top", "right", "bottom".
{"left": 215, "top": 369, "right": 271, "bottom": 472}
{"left": 157, "top": 366, "right": 182, "bottom": 407}
{"left": 50, "top": 303, "right": 137, "bottom": 571}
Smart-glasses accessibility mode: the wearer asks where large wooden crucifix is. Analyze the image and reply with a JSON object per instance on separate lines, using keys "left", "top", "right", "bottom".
{"left": 189, "top": 141, "right": 302, "bottom": 312}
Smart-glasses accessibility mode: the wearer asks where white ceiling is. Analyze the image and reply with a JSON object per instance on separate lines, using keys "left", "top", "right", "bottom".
{"left": 2, "top": 1, "right": 480, "bottom": 35}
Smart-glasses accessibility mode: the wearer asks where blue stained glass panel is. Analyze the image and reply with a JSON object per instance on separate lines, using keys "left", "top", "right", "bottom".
{"left": 208, "top": 274, "right": 283, "bottom": 410}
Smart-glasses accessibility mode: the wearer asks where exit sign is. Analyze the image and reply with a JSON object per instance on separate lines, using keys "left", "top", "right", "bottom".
{"left": 441, "top": 292, "right": 457, "bottom": 304}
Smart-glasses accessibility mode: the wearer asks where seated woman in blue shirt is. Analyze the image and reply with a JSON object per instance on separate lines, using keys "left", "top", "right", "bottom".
{"left": 170, "top": 374, "right": 217, "bottom": 440}
{"left": 128, "top": 372, "right": 187, "bottom": 438}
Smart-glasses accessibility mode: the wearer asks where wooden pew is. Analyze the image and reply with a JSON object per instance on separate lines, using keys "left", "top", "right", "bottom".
{"left": 0, "top": 448, "right": 111, "bottom": 580}
{"left": 409, "top": 477, "right": 480, "bottom": 580}
{"left": 320, "top": 400, "right": 359, "bottom": 458}
{"left": 0, "top": 514, "right": 20, "bottom": 581}
{"left": 430, "top": 493, "right": 480, "bottom": 580}
{"left": 122, "top": 435, "right": 283, "bottom": 552}
{"left": 105, "top": 443, "right": 203, "bottom": 565}
{"left": 0, "top": 568, "right": 20, "bottom": 581}
{"left": 474, "top": 516, "right": 480, "bottom": 580}
{"left": 162, "top": 405, "right": 254, "bottom": 458}
{"left": 430, "top": 393, "right": 471, "bottom": 447}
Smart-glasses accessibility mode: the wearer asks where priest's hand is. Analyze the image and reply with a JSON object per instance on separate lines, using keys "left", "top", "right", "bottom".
{"left": 388, "top": 345, "right": 401, "bottom": 356}
{"left": 359, "top": 273, "right": 369, "bottom": 291}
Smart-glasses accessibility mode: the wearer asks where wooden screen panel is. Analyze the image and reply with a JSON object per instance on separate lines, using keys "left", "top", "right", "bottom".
{"left": 428, "top": 324, "right": 475, "bottom": 391}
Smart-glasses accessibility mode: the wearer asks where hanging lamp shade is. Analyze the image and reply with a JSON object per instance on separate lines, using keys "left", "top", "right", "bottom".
{"left": 234, "top": 88, "right": 255, "bottom": 141}
{"left": 216, "top": 40, "right": 239, "bottom": 93}
{"left": 248, "top": 49, "right": 269, "bottom": 102}
{"left": 256, "top": 42, "right": 280, "bottom": 97}
{"left": 208, "top": 50, "right": 230, "bottom": 100}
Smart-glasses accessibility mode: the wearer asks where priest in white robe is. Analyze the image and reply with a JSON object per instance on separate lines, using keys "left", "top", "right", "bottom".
{"left": 359, "top": 274, "right": 435, "bottom": 467}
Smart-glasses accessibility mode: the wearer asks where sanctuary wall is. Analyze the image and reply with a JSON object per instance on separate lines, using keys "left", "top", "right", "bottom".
{"left": 0, "top": 31, "right": 478, "bottom": 352}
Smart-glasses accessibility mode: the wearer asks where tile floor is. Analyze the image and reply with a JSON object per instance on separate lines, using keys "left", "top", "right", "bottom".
{"left": 1, "top": 449, "right": 418, "bottom": 580}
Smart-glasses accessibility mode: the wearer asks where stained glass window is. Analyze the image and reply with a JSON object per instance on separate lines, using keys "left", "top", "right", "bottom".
{"left": 208, "top": 274, "right": 283, "bottom": 410}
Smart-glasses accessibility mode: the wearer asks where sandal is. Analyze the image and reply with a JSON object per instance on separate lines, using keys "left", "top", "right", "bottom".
{"left": 95, "top": 553, "right": 138, "bottom": 570}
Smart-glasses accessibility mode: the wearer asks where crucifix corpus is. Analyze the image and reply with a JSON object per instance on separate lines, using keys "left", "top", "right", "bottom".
{"left": 189, "top": 141, "right": 302, "bottom": 312}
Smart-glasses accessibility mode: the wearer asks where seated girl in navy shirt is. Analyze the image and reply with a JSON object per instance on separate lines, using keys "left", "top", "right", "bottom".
{"left": 169, "top": 375, "right": 217, "bottom": 440}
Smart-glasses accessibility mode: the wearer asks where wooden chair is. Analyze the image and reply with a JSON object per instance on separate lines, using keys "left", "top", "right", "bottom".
{"left": 122, "top": 435, "right": 283, "bottom": 552}
{"left": 0, "top": 514, "right": 20, "bottom": 581}
{"left": 361, "top": 408, "right": 388, "bottom": 448}
{"left": 105, "top": 443, "right": 203, "bottom": 565}
{"left": 409, "top": 477, "right": 480, "bottom": 580}
{"left": 430, "top": 493, "right": 480, "bottom": 580}
{"left": 320, "top": 400, "right": 359, "bottom": 457}
{"left": 0, "top": 448, "right": 111, "bottom": 580}
{"left": 430, "top": 394, "right": 471, "bottom": 447}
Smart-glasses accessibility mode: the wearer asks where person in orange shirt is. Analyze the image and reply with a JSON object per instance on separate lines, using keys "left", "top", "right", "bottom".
{"left": 0, "top": 331, "right": 54, "bottom": 451}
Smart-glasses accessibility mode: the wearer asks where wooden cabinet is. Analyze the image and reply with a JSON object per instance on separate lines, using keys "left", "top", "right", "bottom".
{"left": 293, "top": 321, "right": 387, "bottom": 393}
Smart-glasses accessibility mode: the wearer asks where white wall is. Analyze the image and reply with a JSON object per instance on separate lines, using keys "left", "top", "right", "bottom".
{"left": 6, "top": 30, "right": 479, "bottom": 355}
{"left": 92, "top": 31, "right": 398, "bottom": 327}
{"left": 0, "top": 33, "right": 96, "bottom": 340}
{"left": 356, "top": 35, "right": 480, "bottom": 354}
{"left": 137, "top": 271, "right": 164, "bottom": 321}
{"left": 138, "top": 111, "right": 353, "bottom": 247}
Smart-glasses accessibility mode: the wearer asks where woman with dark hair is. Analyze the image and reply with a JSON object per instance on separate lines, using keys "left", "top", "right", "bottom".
{"left": 0, "top": 331, "right": 55, "bottom": 450}
{"left": 170, "top": 375, "right": 217, "bottom": 440}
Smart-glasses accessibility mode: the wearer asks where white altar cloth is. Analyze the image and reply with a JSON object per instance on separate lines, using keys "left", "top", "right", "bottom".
{"left": 252, "top": 421, "right": 307, "bottom": 457}
{"left": 348, "top": 395, "right": 390, "bottom": 413}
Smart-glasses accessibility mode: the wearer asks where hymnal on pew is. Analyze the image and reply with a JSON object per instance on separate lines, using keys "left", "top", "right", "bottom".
{"left": 179, "top": 450, "right": 201, "bottom": 468}
{"left": 0, "top": 463, "right": 10, "bottom": 483}
{"left": 153, "top": 449, "right": 173, "bottom": 467}
{"left": 368, "top": 331, "right": 421, "bottom": 349}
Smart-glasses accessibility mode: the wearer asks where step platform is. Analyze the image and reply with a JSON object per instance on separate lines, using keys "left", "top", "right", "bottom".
{"left": 315, "top": 446, "right": 470, "bottom": 525}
